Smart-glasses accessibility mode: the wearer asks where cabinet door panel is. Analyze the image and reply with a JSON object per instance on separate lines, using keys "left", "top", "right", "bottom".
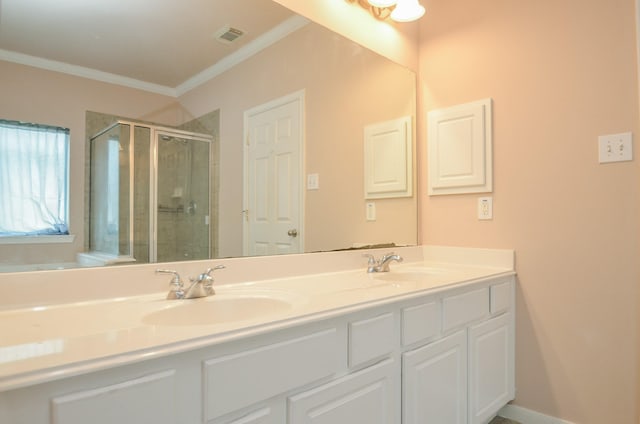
{"left": 469, "top": 313, "right": 514, "bottom": 424}
{"left": 402, "top": 331, "right": 467, "bottom": 424}
{"left": 288, "top": 359, "right": 397, "bottom": 424}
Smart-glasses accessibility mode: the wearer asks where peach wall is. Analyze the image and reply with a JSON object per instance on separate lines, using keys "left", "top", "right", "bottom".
{"left": 0, "top": 61, "right": 179, "bottom": 266}
{"left": 418, "top": 0, "right": 640, "bottom": 422}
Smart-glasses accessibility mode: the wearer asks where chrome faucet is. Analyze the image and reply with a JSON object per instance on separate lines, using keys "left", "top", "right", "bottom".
{"left": 363, "top": 252, "right": 403, "bottom": 273}
{"left": 156, "top": 265, "right": 225, "bottom": 299}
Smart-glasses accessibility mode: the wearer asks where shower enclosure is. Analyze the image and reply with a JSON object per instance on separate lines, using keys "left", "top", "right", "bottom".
{"left": 88, "top": 120, "right": 213, "bottom": 264}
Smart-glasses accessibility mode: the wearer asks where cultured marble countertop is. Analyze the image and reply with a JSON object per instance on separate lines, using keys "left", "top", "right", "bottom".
{"left": 0, "top": 246, "right": 515, "bottom": 392}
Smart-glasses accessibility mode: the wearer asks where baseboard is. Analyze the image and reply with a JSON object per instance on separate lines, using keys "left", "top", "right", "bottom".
{"left": 498, "top": 404, "right": 576, "bottom": 424}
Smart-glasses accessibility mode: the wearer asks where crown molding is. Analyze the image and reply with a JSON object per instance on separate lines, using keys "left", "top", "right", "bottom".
{"left": 0, "top": 49, "right": 177, "bottom": 97}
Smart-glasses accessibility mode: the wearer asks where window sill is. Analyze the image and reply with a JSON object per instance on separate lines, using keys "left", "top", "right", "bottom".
{"left": 0, "top": 235, "right": 76, "bottom": 245}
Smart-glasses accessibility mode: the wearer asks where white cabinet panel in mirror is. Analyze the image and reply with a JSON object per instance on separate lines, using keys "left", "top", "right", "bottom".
{"left": 0, "top": 0, "right": 417, "bottom": 272}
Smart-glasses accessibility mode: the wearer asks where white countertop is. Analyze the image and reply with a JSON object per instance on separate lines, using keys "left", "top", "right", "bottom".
{"left": 0, "top": 246, "right": 515, "bottom": 392}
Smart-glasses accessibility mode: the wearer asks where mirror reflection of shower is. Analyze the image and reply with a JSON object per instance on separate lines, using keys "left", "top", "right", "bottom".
{"left": 86, "top": 121, "right": 213, "bottom": 265}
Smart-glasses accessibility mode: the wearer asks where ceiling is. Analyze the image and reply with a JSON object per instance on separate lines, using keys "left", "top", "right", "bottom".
{"left": 0, "top": 0, "right": 297, "bottom": 94}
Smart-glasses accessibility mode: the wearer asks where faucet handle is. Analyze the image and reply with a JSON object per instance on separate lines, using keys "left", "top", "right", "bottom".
{"left": 199, "top": 265, "right": 226, "bottom": 284}
{"left": 156, "top": 269, "right": 182, "bottom": 284}
{"left": 362, "top": 253, "right": 376, "bottom": 265}
{"left": 201, "top": 264, "right": 226, "bottom": 278}
{"left": 199, "top": 264, "right": 226, "bottom": 296}
{"left": 363, "top": 254, "right": 378, "bottom": 273}
{"left": 156, "top": 269, "right": 184, "bottom": 299}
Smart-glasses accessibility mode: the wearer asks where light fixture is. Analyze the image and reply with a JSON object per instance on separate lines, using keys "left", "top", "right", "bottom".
{"left": 390, "top": 0, "right": 425, "bottom": 22}
{"left": 368, "top": 0, "right": 396, "bottom": 7}
{"left": 346, "top": 0, "right": 425, "bottom": 22}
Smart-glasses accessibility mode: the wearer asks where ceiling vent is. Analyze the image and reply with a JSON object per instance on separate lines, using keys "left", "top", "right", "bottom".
{"left": 215, "top": 26, "right": 245, "bottom": 44}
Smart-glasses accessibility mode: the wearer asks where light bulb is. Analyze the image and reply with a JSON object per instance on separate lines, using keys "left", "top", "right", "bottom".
{"left": 368, "top": 0, "right": 397, "bottom": 7}
{"left": 390, "top": 0, "right": 425, "bottom": 22}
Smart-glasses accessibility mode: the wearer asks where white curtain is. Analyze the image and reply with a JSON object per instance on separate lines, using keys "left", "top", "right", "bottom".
{"left": 0, "top": 120, "right": 69, "bottom": 236}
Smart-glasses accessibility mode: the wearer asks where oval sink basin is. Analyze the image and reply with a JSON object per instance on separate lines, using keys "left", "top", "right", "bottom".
{"left": 142, "top": 293, "right": 296, "bottom": 326}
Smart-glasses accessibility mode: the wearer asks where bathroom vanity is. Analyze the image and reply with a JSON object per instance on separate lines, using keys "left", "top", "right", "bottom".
{"left": 0, "top": 246, "right": 515, "bottom": 424}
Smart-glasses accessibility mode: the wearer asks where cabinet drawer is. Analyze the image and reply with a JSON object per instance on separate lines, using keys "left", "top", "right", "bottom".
{"left": 203, "top": 329, "right": 339, "bottom": 421}
{"left": 219, "top": 406, "right": 277, "bottom": 424}
{"left": 51, "top": 370, "right": 176, "bottom": 424}
{"left": 288, "top": 358, "right": 398, "bottom": 423}
{"left": 349, "top": 312, "right": 395, "bottom": 368}
{"left": 442, "top": 288, "right": 489, "bottom": 333}
{"left": 490, "top": 281, "right": 512, "bottom": 315}
{"left": 402, "top": 301, "right": 440, "bottom": 347}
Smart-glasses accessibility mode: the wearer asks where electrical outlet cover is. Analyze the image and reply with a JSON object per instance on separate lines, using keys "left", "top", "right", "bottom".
{"left": 478, "top": 197, "right": 493, "bottom": 220}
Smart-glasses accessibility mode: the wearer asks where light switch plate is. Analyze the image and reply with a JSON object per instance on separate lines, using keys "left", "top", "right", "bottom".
{"left": 598, "top": 132, "right": 633, "bottom": 163}
{"left": 366, "top": 202, "right": 376, "bottom": 221}
{"left": 307, "top": 173, "right": 319, "bottom": 190}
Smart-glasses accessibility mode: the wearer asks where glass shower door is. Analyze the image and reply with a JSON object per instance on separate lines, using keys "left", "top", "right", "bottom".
{"left": 155, "top": 132, "right": 211, "bottom": 262}
{"left": 89, "top": 123, "right": 131, "bottom": 258}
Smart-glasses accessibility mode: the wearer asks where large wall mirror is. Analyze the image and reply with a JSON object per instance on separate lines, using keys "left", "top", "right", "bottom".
{"left": 0, "top": 0, "right": 417, "bottom": 272}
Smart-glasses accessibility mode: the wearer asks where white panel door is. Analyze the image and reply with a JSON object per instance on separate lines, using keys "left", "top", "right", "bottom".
{"left": 402, "top": 331, "right": 467, "bottom": 424}
{"left": 244, "top": 92, "right": 303, "bottom": 256}
{"left": 468, "top": 313, "right": 514, "bottom": 424}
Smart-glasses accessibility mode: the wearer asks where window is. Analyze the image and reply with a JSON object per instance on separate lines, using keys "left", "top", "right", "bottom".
{"left": 0, "top": 120, "right": 70, "bottom": 237}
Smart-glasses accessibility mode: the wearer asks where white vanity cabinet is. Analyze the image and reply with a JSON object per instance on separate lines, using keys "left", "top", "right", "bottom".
{"left": 401, "top": 278, "right": 515, "bottom": 424}
{"left": 0, "top": 276, "right": 514, "bottom": 424}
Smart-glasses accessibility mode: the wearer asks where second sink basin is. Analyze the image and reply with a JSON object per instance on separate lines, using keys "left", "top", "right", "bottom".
{"left": 142, "top": 290, "right": 302, "bottom": 326}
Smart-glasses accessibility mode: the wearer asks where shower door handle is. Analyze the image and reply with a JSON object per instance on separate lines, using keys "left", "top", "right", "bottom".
{"left": 287, "top": 229, "right": 298, "bottom": 237}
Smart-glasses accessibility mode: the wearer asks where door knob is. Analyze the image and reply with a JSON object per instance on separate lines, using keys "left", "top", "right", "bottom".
{"left": 287, "top": 229, "right": 298, "bottom": 237}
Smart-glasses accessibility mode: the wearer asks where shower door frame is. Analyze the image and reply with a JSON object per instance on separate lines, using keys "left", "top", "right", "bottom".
{"left": 89, "top": 120, "right": 138, "bottom": 261}
{"left": 151, "top": 127, "right": 213, "bottom": 263}
{"left": 90, "top": 120, "right": 214, "bottom": 263}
